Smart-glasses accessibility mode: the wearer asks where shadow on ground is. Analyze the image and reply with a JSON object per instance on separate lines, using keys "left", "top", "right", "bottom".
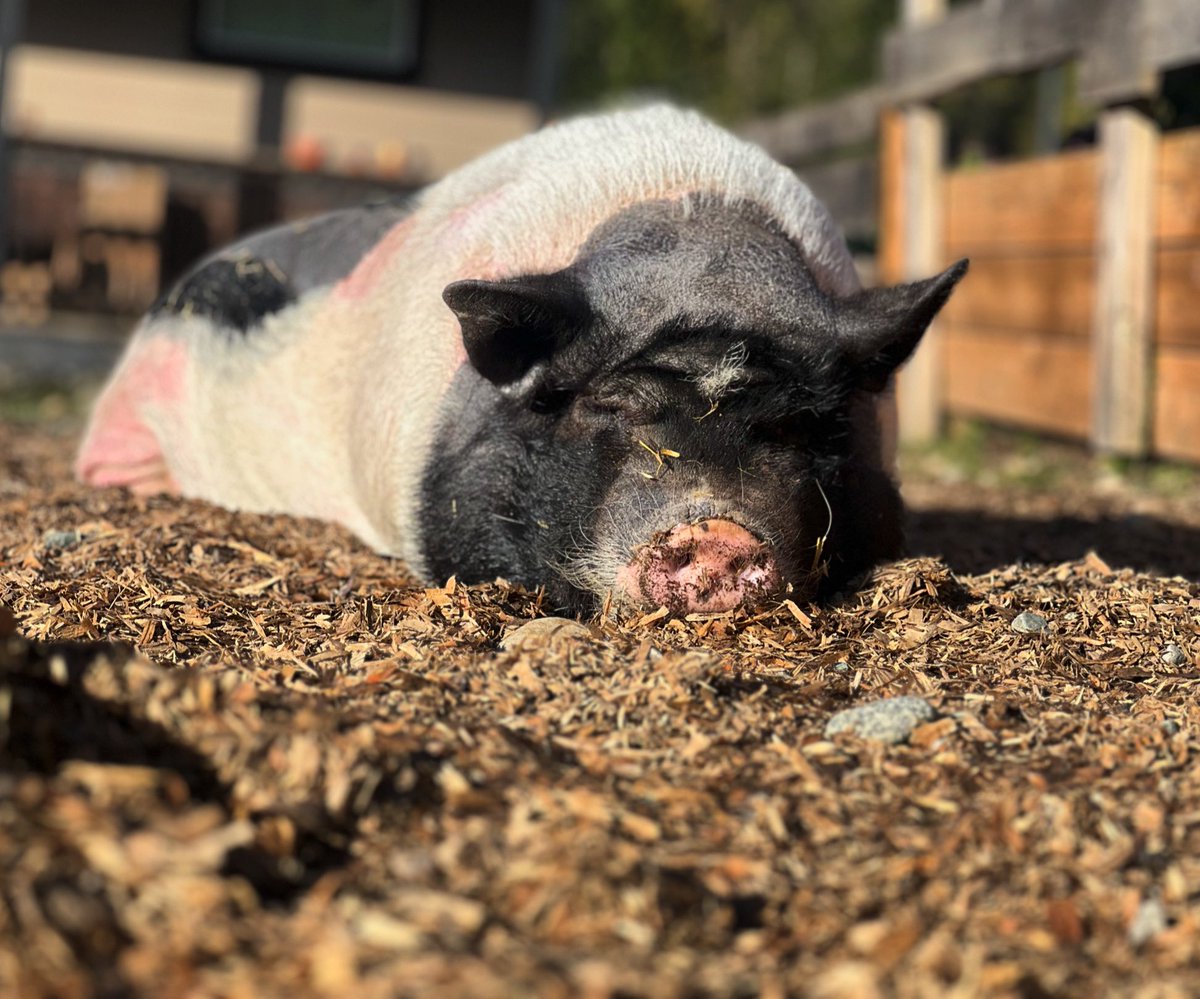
{"left": 908, "top": 508, "right": 1200, "bottom": 580}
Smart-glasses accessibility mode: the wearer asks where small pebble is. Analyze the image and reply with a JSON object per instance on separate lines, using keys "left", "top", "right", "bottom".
{"left": 500, "top": 616, "right": 591, "bottom": 652}
{"left": 824, "top": 696, "right": 936, "bottom": 744}
{"left": 1127, "top": 895, "right": 1168, "bottom": 948}
{"left": 1161, "top": 644, "right": 1188, "bottom": 668}
{"left": 1011, "top": 611, "right": 1048, "bottom": 634}
{"left": 42, "top": 528, "right": 83, "bottom": 550}
{"left": 1162, "top": 719, "right": 1180, "bottom": 737}
{"left": 832, "top": 661, "right": 850, "bottom": 673}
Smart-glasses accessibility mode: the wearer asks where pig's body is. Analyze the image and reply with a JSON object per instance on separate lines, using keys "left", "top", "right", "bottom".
{"left": 80, "top": 106, "right": 963, "bottom": 613}
{"left": 79, "top": 201, "right": 424, "bottom": 559}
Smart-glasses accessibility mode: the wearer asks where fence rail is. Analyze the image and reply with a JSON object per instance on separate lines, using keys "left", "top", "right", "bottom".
{"left": 883, "top": 0, "right": 1200, "bottom": 105}
{"left": 748, "top": 0, "right": 1200, "bottom": 462}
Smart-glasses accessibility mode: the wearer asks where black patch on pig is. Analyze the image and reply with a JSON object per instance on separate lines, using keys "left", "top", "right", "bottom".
{"left": 421, "top": 194, "right": 965, "bottom": 613}
{"left": 155, "top": 255, "right": 295, "bottom": 333}
{"left": 151, "top": 198, "right": 413, "bottom": 333}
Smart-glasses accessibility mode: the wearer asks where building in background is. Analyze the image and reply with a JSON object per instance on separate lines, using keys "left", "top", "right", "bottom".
{"left": 0, "top": 0, "right": 563, "bottom": 322}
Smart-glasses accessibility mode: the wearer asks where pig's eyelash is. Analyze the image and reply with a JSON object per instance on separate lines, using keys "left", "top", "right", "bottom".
{"left": 694, "top": 341, "right": 748, "bottom": 399}
{"left": 530, "top": 385, "right": 575, "bottom": 415}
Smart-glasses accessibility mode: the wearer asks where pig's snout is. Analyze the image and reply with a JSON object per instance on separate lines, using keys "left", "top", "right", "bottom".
{"left": 616, "top": 518, "right": 781, "bottom": 613}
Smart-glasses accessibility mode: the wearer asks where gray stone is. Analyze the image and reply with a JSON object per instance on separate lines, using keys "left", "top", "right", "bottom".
{"left": 500, "top": 616, "right": 591, "bottom": 652}
{"left": 832, "top": 661, "right": 850, "bottom": 673}
{"left": 42, "top": 528, "right": 83, "bottom": 550}
{"left": 1127, "top": 895, "right": 1168, "bottom": 948}
{"left": 824, "top": 696, "right": 937, "bottom": 744}
{"left": 1161, "top": 644, "right": 1189, "bottom": 668}
{"left": 1162, "top": 719, "right": 1181, "bottom": 737}
{"left": 1011, "top": 611, "right": 1049, "bottom": 634}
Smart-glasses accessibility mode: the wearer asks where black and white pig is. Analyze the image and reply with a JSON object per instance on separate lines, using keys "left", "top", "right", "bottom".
{"left": 78, "top": 105, "right": 966, "bottom": 615}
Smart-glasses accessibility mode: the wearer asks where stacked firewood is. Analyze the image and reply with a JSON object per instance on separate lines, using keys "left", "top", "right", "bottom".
{"left": 0, "top": 261, "right": 52, "bottom": 327}
{"left": 77, "top": 161, "right": 165, "bottom": 313}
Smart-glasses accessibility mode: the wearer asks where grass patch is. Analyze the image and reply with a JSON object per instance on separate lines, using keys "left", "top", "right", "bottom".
{"left": 902, "top": 417, "right": 1198, "bottom": 499}
{"left": 0, "top": 380, "right": 99, "bottom": 424}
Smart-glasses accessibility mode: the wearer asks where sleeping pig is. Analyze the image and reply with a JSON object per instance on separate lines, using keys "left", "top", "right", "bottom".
{"left": 77, "top": 105, "right": 966, "bottom": 615}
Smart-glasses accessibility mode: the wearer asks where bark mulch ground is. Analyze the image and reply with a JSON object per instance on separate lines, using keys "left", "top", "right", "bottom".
{"left": 2, "top": 418, "right": 1199, "bottom": 998}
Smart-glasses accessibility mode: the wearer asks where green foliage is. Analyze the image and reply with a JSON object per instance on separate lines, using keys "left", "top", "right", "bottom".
{"left": 903, "top": 418, "right": 1198, "bottom": 498}
{"left": 560, "top": 0, "right": 896, "bottom": 123}
{"left": 0, "top": 382, "right": 94, "bottom": 424}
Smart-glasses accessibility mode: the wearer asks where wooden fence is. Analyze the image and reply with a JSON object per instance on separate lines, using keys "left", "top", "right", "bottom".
{"left": 744, "top": 0, "right": 1200, "bottom": 462}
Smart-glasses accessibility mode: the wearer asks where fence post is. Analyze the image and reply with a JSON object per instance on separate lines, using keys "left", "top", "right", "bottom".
{"left": 886, "top": 0, "right": 948, "bottom": 445}
{"left": 1091, "top": 106, "right": 1159, "bottom": 456}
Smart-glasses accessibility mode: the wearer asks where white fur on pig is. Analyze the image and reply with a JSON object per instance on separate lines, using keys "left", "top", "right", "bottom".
{"left": 81, "top": 105, "right": 876, "bottom": 580}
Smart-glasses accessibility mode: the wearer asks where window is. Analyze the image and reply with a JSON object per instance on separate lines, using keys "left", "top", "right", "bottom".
{"left": 195, "top": 0, "right": 420, "bottom": 77}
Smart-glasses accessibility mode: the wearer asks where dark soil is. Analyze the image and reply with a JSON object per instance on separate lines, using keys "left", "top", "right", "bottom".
{"left": 2, "top": 418, "right": 1199, "bottom": 998}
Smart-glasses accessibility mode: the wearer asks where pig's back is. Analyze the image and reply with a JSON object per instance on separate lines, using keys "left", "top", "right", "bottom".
{"left": 76, "top": 198, "right": 422, "bottom": 551}
{"left": 151, "top": 199, "right": 414, "bottom": 330}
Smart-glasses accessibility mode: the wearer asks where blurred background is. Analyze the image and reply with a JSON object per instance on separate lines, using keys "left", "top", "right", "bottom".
{"left": 0, "top": 0, "right": 1198, "bottom": 466}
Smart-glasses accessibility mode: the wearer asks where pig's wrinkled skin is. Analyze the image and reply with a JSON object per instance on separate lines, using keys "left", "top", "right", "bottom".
{"left": 78, "top": 105, "right": 966, "bottom": 615}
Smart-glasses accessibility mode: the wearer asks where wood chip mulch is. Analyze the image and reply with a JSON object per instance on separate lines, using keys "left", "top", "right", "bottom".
{"left": 2, "top": 420, "right": 1200, "bottom": 998}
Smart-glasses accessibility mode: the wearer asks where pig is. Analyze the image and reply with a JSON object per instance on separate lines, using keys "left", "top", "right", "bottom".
{"left": 77, "top": 105, "right": 966, "bottom": 615}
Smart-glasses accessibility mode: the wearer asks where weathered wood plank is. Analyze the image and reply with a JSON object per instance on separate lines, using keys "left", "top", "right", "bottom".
{"left": 1155, "top": 246, "right": 1200, "bottom": 348}
{"left": 895, "top": 106, "right": 946, "bottom": 444}
{"left": 1153, "top": 347, "right": 1200, "bottom": 461}
{"left": 285, "top": 76, "right": 537, "bottom": 179}
{"left": 875, "top": 109, "right": 906, "bottom": 467}
{"left": 883, "top": 0, "right": 1093, "bottom": 104}
{"left": 1091, "top": 108, "right": 1159, "bottom": 456}
{"left": 902, "top": 0, "right": 946, "bottom": 25}
{"left": 939, "top": 253, "right": 1095, "bottom": 337}
{"left": 1146, "top": 0, "right": 1200, "bottom": 82}
{"left": 1078, "top": 0, "right": 1159, "bottom": 106}
{"left": 7, "top": 45, "right": 260, "bottom": 163}
{"left": 942, "top": 325, "right": 1092, "bottom": 438}
{"left": 740, "top": 88, "right": 883, "bottom": 165}
{"left": 944, "top": 149, "right": 1099, "bottom": 252}
{"left": 876, "top": 109, "right": 906, "bottom": 287}
{"left": 883, "top": 0, "right": 1189, "bottom": 105}
{"left": 1157, "top": 126, "right": 1200, "bottom": 244}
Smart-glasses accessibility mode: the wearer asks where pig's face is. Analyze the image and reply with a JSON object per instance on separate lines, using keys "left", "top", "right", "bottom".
{"left": 422, "top": 196, "right": 965, "bottom": 615}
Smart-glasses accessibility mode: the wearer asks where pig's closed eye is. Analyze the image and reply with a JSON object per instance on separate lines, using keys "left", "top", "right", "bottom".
{"left": 578, "top": 393, "right": 626, "bottom": 417}
{"left": 579, "top": 389, "right": 663, "bottom": 424}
{"left": 531, "top": 386, "right": 575, "bottom": 415}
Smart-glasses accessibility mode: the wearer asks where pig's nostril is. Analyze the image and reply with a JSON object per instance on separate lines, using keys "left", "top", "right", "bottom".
{"left": 662, "top": 547, "right": 695, "bottom": 573}
{"left": 739, "top": 563, "right": 771, "bottom": 587}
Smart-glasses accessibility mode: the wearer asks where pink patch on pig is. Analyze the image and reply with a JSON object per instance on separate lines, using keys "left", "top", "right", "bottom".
{"left": 76, "top": 336, "right": 188, "bottom": 495}
{"left": 334, "top": 215, "right": 416, "bottom": 302}
{"left": 441, "top": 185, "right": 511, "bottom": 241}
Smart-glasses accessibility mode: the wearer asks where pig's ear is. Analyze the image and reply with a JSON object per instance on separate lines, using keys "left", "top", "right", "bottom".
{"left": 443, "top": 274, "right": 588, "bottom": 388}
{"left": 835, "top": 259, "right": 968, "bottom": 392}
